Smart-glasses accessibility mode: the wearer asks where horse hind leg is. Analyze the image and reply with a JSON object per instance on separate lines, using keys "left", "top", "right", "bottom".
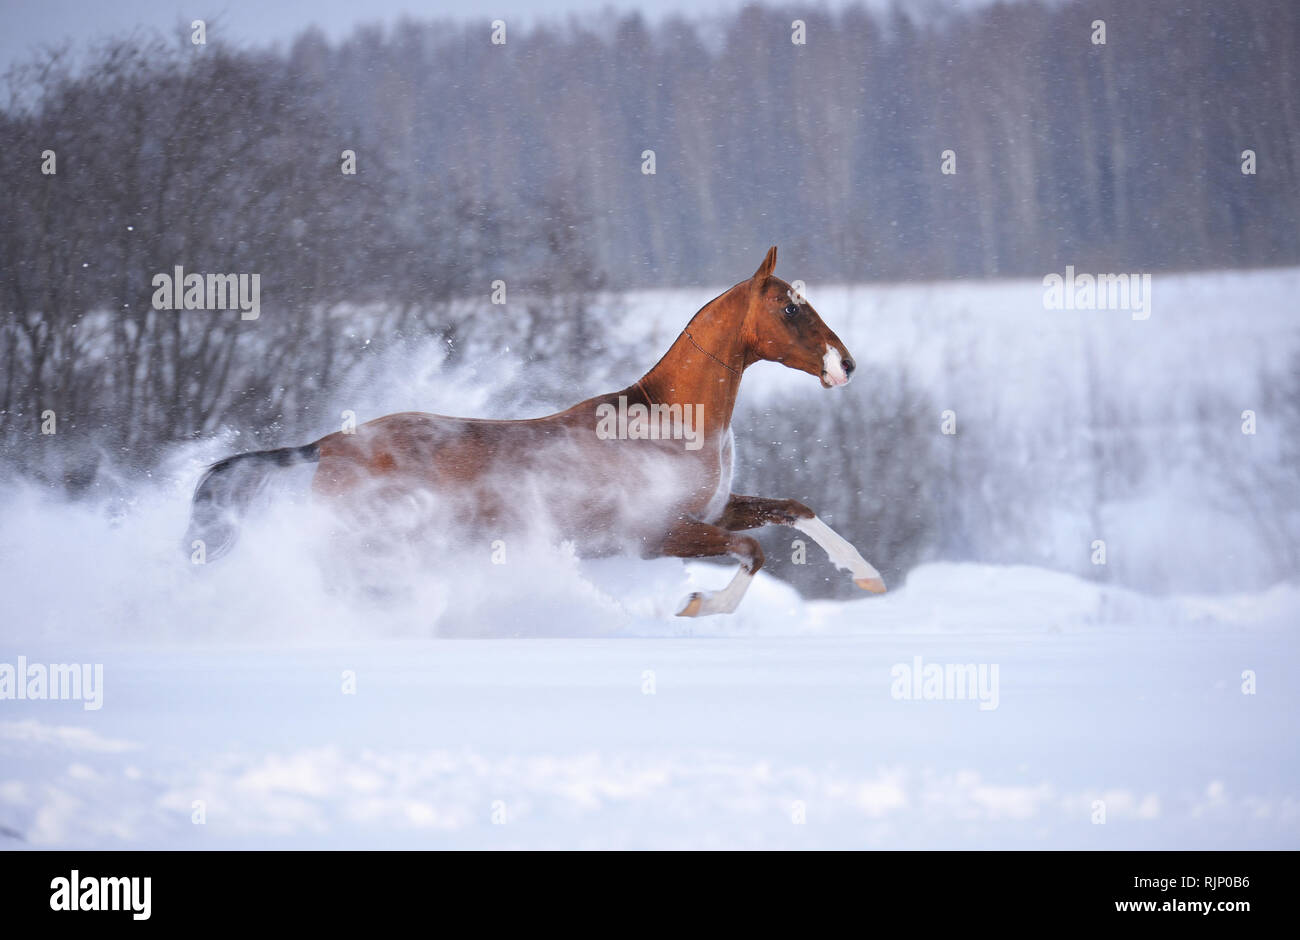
{"left": 653, "top": 520, "right": 764, "bottom": 617}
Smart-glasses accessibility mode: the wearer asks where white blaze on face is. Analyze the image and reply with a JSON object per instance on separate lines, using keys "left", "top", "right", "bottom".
{"left": 822, "top": 345, "right": 850, "bottom": 386}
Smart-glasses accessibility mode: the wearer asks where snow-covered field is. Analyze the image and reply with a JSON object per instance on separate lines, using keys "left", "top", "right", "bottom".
{"left": 2, "top": 268, "right": 1297, "bottom": 850}
{"left": 2, "top": 560, "right": 1295, "bottom": 849}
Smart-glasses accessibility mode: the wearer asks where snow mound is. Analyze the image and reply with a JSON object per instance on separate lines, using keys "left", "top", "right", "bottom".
{"left": 2, "top": 463, "right": 1291, "bottom": 644}
{"left": 805, "top": 562, "right": 1297, "bottom": 635}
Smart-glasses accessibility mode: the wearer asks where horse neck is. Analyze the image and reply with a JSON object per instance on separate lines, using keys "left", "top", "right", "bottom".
{"left": 636, "top": 287, "right": 748, "bottom": 438}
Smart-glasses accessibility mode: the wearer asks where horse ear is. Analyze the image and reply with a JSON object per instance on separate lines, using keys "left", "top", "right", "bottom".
{"left": 752, "top": 245, "right": 777, "bottom": 280}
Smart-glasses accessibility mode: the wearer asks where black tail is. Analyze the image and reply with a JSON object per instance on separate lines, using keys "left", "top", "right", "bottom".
{"left": 184, "top": 444, "right": 320, "bottom": 563}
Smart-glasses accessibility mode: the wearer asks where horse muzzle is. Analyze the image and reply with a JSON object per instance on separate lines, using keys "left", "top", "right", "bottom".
{"left": 820, "top": 345, "right": 855, "bottom": 388}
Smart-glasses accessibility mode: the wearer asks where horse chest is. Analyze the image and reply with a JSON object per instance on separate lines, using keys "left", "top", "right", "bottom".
{"left": 699, "top": 427, "right": 734, "bottom": 524}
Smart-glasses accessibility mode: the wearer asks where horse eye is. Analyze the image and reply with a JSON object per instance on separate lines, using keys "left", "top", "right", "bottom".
{"left": 783, "top": 303, "right": 799, "bottom": 318}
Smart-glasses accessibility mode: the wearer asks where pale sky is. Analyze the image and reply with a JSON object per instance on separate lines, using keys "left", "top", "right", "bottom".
{"left": 0, "top": 0, "right": 982, "bottom": 72}
{"left": 0, "top": 0, "right": 778, "bottom": 70}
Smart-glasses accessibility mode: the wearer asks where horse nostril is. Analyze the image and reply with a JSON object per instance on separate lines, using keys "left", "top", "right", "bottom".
{"left": 842, "top": 357, "right": 855, "bottom": 376}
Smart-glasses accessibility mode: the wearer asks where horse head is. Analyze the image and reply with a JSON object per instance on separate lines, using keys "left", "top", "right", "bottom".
{"left": 740, "top": 246, "right": 855, "bottom": 389}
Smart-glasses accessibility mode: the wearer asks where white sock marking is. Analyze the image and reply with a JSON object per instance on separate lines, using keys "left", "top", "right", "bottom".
{"left": 679, "top": 559, "right": 756, "bottom": 616}
{"left": 793, "top": 515, "right": 881, "bottom": 581}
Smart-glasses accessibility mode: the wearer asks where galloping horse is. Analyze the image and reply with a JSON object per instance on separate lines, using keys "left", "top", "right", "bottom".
{"left": 186, "top": 247, "right": 885, "bottom": 616}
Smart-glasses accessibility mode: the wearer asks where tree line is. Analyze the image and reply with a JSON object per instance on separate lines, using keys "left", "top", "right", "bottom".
{"left": 285, "top": 0, "right": 1299, "bottom": 285}
{"left": 0, "top": 35, "right": 604, "bottom": 487}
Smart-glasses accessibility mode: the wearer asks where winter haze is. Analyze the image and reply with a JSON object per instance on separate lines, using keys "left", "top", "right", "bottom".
{"left": 0, "top": 0, "right": 1297, "bottom": 850}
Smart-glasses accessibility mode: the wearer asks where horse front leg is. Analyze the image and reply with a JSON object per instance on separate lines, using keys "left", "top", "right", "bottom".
{"left": 718, "top": 494, "right": 886, "bottom": 594}
{"left": 652, "top": 519, "right": 764, "bottom": 617}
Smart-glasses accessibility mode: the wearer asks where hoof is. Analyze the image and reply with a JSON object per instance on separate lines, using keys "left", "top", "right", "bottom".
{"left": 676, "top": 592, "right": 704, "bottom": 617}
{"left": 854, "top": 577, "right": 887, "bottom": 594}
